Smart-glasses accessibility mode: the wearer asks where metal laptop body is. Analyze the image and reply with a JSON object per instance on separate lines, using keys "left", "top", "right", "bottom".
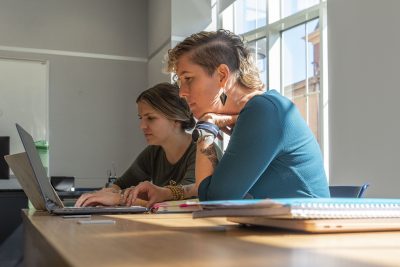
{"left": 14, "top": 123, "right": 147, "bottom": 215}
{"left": 227, "top": 217, "right": 400, "bottom": 233}
{"left": 5, "top": 152, "right": 46, "bottom": 210}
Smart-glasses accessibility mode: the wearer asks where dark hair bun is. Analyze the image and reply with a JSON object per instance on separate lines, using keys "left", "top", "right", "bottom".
{"left": 182, "top": 116, "right": 196, "bottom": 131}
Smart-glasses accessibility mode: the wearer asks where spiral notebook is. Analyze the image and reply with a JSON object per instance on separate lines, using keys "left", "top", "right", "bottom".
{"left": 193, "top": 198, "right": 400, "bottom": 233}
{"left": 192, "top": 198, "right": 400, "bottom": 219}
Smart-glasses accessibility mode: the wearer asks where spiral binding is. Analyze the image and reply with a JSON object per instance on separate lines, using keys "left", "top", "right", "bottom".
{"left": 290, "top": 201, "right": 400, "bottom": 219}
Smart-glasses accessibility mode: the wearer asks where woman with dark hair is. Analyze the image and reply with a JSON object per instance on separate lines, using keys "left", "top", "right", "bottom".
{"left": 75, "top": 82, "right": 200, "bottom": 207}
{"left": 131, "top": 29, "right": 329, "bottom": 202}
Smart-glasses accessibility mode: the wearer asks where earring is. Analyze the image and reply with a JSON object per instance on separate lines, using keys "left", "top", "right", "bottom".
{"left": 220, "top": 90, "right": 227, "bottom": 105}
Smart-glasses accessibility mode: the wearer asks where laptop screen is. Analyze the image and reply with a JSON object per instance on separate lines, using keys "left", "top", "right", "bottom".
{"left": 16, "top": 123, "right": 64, "bottom": 208}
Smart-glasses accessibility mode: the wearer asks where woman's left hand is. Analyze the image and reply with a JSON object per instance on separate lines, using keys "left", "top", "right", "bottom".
{"left": 123, "top": 181, "right": 172, "bottom": 208}
{"left": 74, "top": 190, "right": 120, "bottom": 207}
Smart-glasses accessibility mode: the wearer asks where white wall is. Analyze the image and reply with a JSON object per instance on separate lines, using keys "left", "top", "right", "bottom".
{"left": 0, "top": 0, "right": 147, "bottom": 56}
{"left": 0, "top": 58, "right": 48, "bottom": 157}
{"left": 148, "top": 0, "right": 172, "bottom": 56}
{"left": 147, "top": 0, "right": 212, "bottom": 87}
{"left": 171, "top": 0, "right": 211, "bottom": 38}
{"left": 0, "top": 0, "right": 148, "bottom": 186}
{"left": 147, "top": 0, "right": 172, "bottom": 86}
{"left": 328, "top": 0, "right": 400, "bottom": 197}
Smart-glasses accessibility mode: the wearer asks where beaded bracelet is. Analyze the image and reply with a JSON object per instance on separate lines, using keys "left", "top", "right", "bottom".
{"left": 164, "top": 180, "right": 184, "bottom": 200}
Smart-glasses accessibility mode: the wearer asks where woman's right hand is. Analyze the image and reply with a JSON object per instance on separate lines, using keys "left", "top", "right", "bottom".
{"left": 123, "top": 181, "right": 172, "bottom": 208}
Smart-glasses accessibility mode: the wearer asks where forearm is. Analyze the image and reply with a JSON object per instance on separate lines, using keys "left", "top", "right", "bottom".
{"left": 195, "top": 141, "right": 219, "bottom": 188}
{"left": 201, "top": 113, "right": 237, "bottom": 127}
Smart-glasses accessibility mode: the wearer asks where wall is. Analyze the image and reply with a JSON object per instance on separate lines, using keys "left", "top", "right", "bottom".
{"left": 147, "top": 0, "right": 172, "bottom": 86}
{"left": 328, "top": 0, "right": 400, "bottom": 197}
{"left": 171, "top": 0, "right": 211, "bottom": 38}
{"left": 0, "top": 58, "right": 48, "bottom": 158}
{"left": 0, "top": 0, "right": 148, "bottom": 186}
{"left": 147, "top": 0, "right": 212, "bottom": 87}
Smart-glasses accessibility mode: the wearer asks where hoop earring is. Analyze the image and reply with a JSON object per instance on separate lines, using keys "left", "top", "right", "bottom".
{"left": 220, "top": 91, "right": 227, "bottom": 105}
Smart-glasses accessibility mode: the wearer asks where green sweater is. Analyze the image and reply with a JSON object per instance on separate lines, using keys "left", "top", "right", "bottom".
{"left": 114, "top": 142, "right": 196, "bottom": 189}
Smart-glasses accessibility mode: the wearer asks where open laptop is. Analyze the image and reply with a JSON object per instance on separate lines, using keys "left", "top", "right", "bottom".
{"left": 9, "top": 123, "right": 147, "bottom": 215}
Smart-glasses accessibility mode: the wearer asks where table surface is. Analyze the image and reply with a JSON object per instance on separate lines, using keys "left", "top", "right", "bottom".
{"left": 22, "top": 210, "right": 400, "bottom": 267}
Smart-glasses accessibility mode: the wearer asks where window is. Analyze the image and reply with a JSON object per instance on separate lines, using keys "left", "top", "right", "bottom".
{"left": 234, "top": 0, "right": 267, "bottom": 34}
{"left": 282, "top": 18, "right": 320, "bottom": 143}
{"left": 248, "top": 37, "right": 267, "bottom": 86}
{"left": 282, "top": 0, "right": 320, "bottom": 18}
{"left": 209, "top": 0, "right": 328, "bottom": 174}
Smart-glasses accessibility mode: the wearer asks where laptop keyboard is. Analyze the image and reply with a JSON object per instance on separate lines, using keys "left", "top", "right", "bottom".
{"left": 53, "top": 205, "right": 148, "bottom": 214}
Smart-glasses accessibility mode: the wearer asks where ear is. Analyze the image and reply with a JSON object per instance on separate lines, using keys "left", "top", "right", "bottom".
{"left": 174, "top": 120, "right": 182, "bottom": 129}
{"left": 216, "top": 64, "right": 230, "bottom": 88}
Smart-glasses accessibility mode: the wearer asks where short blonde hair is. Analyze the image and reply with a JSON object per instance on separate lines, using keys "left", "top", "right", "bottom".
{"left": 167, "top": 29, "right": 264, "bottom": 91}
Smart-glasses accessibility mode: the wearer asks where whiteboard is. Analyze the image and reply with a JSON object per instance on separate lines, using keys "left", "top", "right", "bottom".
{"left": 0, "top": 57, "right": 48, "bottom": 156}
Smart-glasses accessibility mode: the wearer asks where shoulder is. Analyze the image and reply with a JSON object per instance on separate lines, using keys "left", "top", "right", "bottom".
{"left": 239, "top": 90, "right": 291, "bottom": 121}
{"left": 247, "top": 90, "right": 292, "bottom": 110}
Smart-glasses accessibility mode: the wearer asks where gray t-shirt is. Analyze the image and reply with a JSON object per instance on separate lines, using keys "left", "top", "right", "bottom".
{"left": 113, "top": 142, "right": 196, "bottom": 189}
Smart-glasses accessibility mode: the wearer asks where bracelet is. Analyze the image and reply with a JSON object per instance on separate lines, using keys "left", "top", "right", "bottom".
{"left": 164, "top": 180, "right": 184, "bottom": 200}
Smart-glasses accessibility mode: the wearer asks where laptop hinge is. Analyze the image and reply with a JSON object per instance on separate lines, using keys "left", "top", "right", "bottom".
{"left": 45, "top": 198, "right": 59, "bottom": 212}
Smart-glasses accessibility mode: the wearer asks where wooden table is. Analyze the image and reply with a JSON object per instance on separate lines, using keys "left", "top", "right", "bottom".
{"left": 22, "top": 210, "right": 400, "bottom": 267}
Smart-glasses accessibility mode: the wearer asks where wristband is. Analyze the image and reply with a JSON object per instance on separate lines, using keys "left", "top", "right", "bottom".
{"left": 192, "top": 121, "right": 219, "bottom": 143}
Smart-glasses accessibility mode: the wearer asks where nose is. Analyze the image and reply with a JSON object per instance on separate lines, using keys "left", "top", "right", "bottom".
{"left": 139, "top": 119, "right": 147, "bottom": 130}
{"left": 179, "top": 84, "right": 188, "bottom": 98}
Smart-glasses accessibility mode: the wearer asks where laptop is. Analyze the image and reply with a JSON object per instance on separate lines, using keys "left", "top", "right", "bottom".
{"left": 8, "top": 123, "right": 147, "bottom": 215}
{"left": 227, "top": 217, "right": 400, "bottom": 233}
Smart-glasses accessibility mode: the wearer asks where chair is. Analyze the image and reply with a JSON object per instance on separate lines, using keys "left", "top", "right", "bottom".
{"left": 329, "top": 184, "right": 370, "bottom": 198}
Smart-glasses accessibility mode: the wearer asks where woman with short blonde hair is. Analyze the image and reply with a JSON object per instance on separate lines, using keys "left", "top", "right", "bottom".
{"left": 163, "top": 29, "right": 329, "bottom": 200}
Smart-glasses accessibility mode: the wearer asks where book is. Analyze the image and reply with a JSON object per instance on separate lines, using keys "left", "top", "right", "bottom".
{"left": 151, "top": 199, "right": 201, "bottom": 213}
{"left": 227, "top": 217, "right": 400, "bottom": 233}
{"left": 192, "top": 198, "right": 400, "bottom": 219}
{"left": 192, "top": 199, "right": 285, "bottom": 218}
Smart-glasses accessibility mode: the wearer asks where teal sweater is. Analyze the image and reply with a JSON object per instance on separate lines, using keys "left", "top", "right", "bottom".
{"left": 198, "top": 90, "right": 330, "bottom": 200}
